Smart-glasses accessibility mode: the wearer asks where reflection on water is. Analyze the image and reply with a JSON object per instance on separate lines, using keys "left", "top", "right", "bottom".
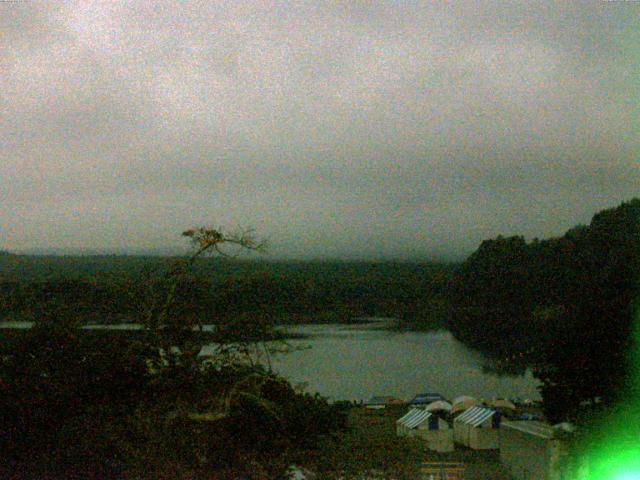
{"left": 269, "top": 322, "right": 541, "bottom": 402}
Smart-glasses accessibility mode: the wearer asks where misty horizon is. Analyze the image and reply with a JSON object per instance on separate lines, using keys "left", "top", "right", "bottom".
{"left": 6, "top": 195, "right": 633, "bottom": 263}
{"left": 2, "top": 2, "right": 638, "bottom": 260}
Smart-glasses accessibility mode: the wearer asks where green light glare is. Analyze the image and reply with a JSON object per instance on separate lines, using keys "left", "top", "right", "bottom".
{"left": 576, "top": 306, "right": 640, "bottom": 479}
{"left": 587, "top": 447, "right": 640, "bottom": 479}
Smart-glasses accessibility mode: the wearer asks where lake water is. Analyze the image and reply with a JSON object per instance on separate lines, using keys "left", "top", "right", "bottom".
{"left": 267, "top": 321, "right": 541, "bottom": 403}
{"left": 1, "top": 319, "right": 541, "bottom": 402}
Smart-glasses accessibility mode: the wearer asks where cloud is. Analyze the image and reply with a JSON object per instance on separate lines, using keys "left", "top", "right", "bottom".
{"left": 1, "top": 1, "right": 638, "bottom": 259}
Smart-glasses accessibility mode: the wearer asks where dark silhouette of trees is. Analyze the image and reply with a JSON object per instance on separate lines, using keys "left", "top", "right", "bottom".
{"left": 448, "top": 199, "right": 640, "bottom": 422}
{"left": 0, "top": 227, "right": 348, "bottom": 479}
{"left": 0, "top": 254, "right": 453, "bottom": 328}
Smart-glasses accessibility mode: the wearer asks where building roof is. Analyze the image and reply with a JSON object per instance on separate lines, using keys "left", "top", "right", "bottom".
{"left": 454, "top": 406, "right": 496, "bottom": 427}
{"left": 501, "top": 420, "right": 554, "bottom": 439}
{"left": 397, "top": 408, "right": 434, "bottom": 429}
{"left": 501, "top": 420, "right": 575, "bottom": 439}
{"left": 409, "top": 392, "right": 444, "bottom": 404}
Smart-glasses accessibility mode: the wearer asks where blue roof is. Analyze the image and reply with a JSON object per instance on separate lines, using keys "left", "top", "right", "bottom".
{"left": 409, "top": 392, "right": 444, "bottom": 404}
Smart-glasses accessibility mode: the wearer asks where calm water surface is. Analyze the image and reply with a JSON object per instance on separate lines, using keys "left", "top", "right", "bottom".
{"left": 1, "top": 320, "right": 540, "bottom": 402}
{"left": 268, "top": 321, "right": 541, "bottom": 402}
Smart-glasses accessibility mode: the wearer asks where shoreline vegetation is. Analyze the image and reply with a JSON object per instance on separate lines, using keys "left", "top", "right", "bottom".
{"left": 1, "top": 199, "right": 638, "bottom": 478}
{"left": 1, "top": 200, "right": 637, "bottom": 377}
{"left": 1, "top": 228, "right": 355, "bottom": 479}
{"left": 2, "top": 200, "right": 638, "bottom": 383}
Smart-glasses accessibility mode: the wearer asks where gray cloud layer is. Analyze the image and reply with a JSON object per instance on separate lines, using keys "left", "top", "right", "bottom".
{"left": 2, "top": 1, "right": 639, "bottom": 259}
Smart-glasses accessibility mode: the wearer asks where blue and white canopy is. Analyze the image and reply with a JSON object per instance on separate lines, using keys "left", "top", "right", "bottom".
{"left": 397, "top": 408, "right": 436, "bottom": 430}
{"left": 454, "top": 406, "right": 498, "bottom": 427}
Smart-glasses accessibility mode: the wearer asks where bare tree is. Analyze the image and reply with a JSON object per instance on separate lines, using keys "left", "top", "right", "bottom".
{"left": 140, "top": 227, "right": 266, "bottom": 370}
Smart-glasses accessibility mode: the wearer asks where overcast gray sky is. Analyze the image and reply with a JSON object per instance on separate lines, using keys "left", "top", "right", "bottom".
{"left": 1, "top": 1, "right": 638, "bottom": 259}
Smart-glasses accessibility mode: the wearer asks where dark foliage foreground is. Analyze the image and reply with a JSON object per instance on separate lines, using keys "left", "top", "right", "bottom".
{"left": 0, "top": 319, "right": 347, "bottom": 479}
{"left": 1, "top": 228, "right": 350, "bottom": 480}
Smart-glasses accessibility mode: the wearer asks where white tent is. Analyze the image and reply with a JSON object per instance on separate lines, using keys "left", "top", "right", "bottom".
{"left": 453, "top": 406, "right": 501, "bottom": 450}
{"left": 451, "top": 395, "right": 479, "bottom": 414}
{"left": 490, "top": 398, "right": 517, "bottom": 410}
{"left": 425, "top": 400, "right": 453, "bottom": 413}
{"left": 396, "top": 408, "right": 453, "bottom": 452}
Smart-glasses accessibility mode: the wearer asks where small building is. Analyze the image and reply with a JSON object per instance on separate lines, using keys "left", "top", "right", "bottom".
{"left": 396, "top": 408, "right": 454, "bottom": 452}
{"left": 364, "top": 395, "right": 404, "bottom": 410}
{"left": 408, "top": 392, "right": 444, "bottom": 407}
{"left": 453, "top": 406, "right": 501, "bottom": 450}
{"left": 499, "top": 421, "right": 573, "bottom": 480}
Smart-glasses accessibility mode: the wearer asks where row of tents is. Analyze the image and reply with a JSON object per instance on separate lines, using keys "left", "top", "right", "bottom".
{"left": 412, "top": 394, "right": 519, "bottom": 414}
{"left": 397, "top": 409, "right": 576, "bottom": 480}
{"left": 366, "top": 392, "right": 521, "bottom": 414}
{"left": 395, "top": 398, "right": 577, "bottom": 480}
{"left": 396, "top": 405, "right": 501, "bottom": 452}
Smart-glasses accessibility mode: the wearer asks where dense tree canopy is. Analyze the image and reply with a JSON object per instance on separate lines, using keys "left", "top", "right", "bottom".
{"left": 0, "top": 256, "right": 453, "bottom": 328}
{"left": 448, "top": 199, "right": 640, "bottom": 422}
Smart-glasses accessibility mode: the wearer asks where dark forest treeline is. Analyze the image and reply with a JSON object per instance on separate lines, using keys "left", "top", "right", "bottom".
{"left": 1, "top": 230, "right": 428, "bottom": 479}
{"left": 0, "top": 257, "right": 453, "bottom": 328}
{"left": 3, "top": 199, "right": 638, "bottom": 426}
{"left": 448, "top": 198, "right": 640, "bottom": 421}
